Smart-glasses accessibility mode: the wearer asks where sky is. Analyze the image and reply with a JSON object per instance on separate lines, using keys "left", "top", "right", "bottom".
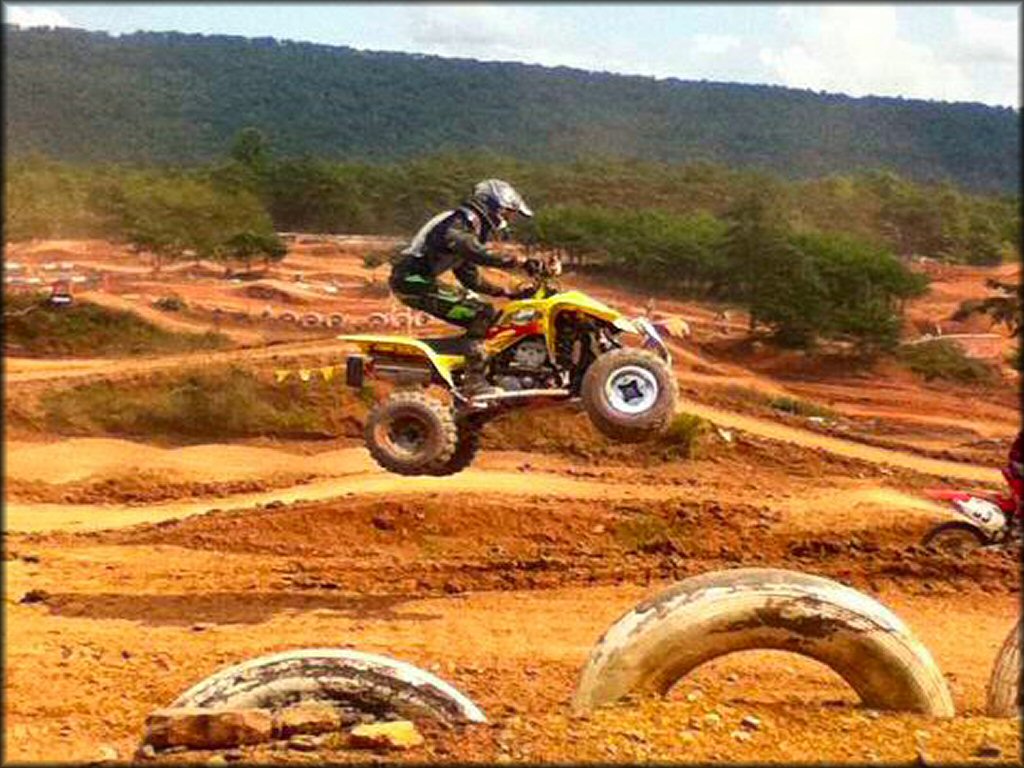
{"left": 3, "top": 3, "right": 1020, "bottom": 108}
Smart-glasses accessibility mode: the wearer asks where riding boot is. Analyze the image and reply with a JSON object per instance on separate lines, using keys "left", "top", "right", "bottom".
{"left": 461, "top": 340, "right": 499, "bottom": 397}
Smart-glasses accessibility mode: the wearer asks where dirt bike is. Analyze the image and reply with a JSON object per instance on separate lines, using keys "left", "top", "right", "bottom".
{"left": 339, "top": 255, "right": 677, "bottom": 475}
{"left": 920, "top": 474, "right": 1020, "bottom": 555}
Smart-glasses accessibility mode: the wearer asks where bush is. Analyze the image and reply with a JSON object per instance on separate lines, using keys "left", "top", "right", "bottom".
{"left": 657, "top": 412, "right": 710, "bottom": 458}
{"left": 614, "top": 514, "right": 682, "bottom": 555}
{"left": 769, "top": 396, "right": 837, "bottom": 419}
{"left": 3, "top": 293, "right": 227, "bottom": 357}
{"left": 897, "top": 339, "right": 996, "bottom": 383}
{"left": 39, "top": 365, "right": 369, "bottom": 439}
{"left": 153, "top": 294, "right": 186, "bottom": 312}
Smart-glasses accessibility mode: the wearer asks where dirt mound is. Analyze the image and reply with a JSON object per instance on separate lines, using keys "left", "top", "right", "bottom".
{"left": 33, "top": 493, "right": 1015, "bottom": 597}
{"left": 236, "top": 282, "right": 310, "bottom": 305}
{"left": 6, "top": 470, "right": 319, "bottom": 505}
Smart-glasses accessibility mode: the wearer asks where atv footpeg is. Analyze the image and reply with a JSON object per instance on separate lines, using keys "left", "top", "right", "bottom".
{"left": 465, "top": 387, "right": 571, "bottom": 406}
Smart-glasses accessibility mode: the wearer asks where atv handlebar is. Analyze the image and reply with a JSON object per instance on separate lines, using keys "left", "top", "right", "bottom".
{"left": 516, "top": 255, "right": 563, "bottom": 298}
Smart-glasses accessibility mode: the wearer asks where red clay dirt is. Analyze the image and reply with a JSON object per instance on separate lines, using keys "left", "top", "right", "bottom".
{"left": 3, "top": 238, "right": 1021, "bottom": 763}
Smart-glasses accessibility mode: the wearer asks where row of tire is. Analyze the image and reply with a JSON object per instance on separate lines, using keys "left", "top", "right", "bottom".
{"left": 159, "top": 568, "right": 1020, "bottom": 726}
{"left": 206, "top": 308, "right": 431, "bottom": 330}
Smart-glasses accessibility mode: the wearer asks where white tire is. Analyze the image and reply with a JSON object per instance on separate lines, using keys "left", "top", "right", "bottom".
{"left": 986, "top": 620, "right": 1021, "bottom": 717}
{"left": 572, "top": 568, "right": 954, "bottom": 717}
{"left": 170, "top": 648, "right": 486, "bottom": 725}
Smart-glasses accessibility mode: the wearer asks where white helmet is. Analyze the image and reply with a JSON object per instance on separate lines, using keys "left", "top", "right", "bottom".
{"left": 471, "top": 179, "right": 533, "bottom": 229}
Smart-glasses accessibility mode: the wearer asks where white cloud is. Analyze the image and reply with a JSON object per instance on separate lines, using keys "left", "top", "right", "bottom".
{"left": 403, "top": 5, "right": 586, "bottom": 67}
{"left": 692, "top": 34, "right": 741, "bottom": 57}
{"left": 759, "top": 5, "right": 1017, "bottom": 107}
{"left": 5, "top": 5, "right": 75, "bottom": 28}
{"left": 951, "top": 7, "right": 1017, "bottom": 65}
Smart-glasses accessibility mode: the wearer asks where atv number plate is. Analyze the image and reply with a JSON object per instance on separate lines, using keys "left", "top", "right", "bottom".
{"left": 953, "top": 496, "right": 1003, "bottom": 528}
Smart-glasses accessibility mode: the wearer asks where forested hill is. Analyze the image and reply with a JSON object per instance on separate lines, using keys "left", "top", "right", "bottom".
{"left": 4, "top": 26, "right": 1020, "bottom": 192}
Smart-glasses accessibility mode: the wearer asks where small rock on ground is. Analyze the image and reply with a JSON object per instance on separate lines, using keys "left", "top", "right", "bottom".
{"left": 974, "top": 740, "right": 1002, "bottom": 759}
{"left": 740, "top": 715, "right": 761, "bottom": 731}
{"left": 349, "top": 721, "right": 424, "bottom": 751}
{"left": 287, "top": 735, "right": 320, "bottom": 752}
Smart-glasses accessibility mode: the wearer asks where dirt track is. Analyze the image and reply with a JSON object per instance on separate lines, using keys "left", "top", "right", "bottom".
{"left": 4, "top": 240, "right": 1020, "bottom": 763}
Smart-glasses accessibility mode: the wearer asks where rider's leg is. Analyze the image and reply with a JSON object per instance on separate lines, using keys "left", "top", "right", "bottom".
{"left": 392, "top": 282, "right": 498, "bottom": 394}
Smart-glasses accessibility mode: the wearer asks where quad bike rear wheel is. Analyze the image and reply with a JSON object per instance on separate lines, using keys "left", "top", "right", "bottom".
{"left": 366, "top": 391, "right": 458, "bottom": 475}
{"left": 427, "top": 416, "right": 485, "bottom": 476}
{"left": 581, "top": 348, "right": 677, "bottom": 443}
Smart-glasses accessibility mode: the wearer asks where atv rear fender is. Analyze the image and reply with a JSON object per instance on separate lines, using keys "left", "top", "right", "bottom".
{"left": 338, "top": 334, "right": 463, "bottom": 388}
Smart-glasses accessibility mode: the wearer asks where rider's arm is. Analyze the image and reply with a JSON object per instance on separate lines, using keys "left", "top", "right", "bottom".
{"left": 444, "top": 220, "right": 518, "bottom": 270}
{"left": 453, "top": 261, "right": 507, "bottom": 297}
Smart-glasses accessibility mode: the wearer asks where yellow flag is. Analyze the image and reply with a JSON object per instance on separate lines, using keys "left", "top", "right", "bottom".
{"left": 274, "top": 370, "right": 291, "bottom": 383}
{"left": 320, "top": 366, "right": 335, "bottom": 382}
{"left": 299, "top": 368, "right": 312, "bottom": 382}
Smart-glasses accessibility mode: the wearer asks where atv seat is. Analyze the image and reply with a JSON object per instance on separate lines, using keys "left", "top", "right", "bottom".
{"left": 421, "top": 334, "right": 474, "bottom": 356}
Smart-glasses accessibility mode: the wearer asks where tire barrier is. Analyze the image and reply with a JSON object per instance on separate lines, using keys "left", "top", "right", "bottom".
{"left": 572, "top": 568, "right": 955, "bottom": 718}
{"left": 278, "top": 311, "right": 297, "bottom": 324}
{"left": 986, "top": 620, "right": 1021, "bottom": 717}
{"left": 329, "top": 313, "right": 345, "bottom": 328}
{"left": 169, "top": 648, "right": 487, "bottom": 725}
{"left": 301, "top": 312, "right": 322, "bottom": 328}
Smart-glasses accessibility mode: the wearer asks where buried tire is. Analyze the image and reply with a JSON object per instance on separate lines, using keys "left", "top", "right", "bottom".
{"left": 581, "top": 348, "right": 677, "bottom": 443}
{"left": 366, "top": 390, "right": 458, "bottom": 475}
{"left": 169, "top": 648, "right": 486, "bottom": 725}
{"left": 986, "top": 620, "right": 1021, "bottom": 717}
{"left": 572, "top": 567, "right": 955, "bottom": 717}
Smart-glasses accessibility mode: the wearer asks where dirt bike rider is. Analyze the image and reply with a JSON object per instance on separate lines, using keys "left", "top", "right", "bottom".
{"left": 1005, "top": 430, "right": 1023, "bottom": 514}
{"left": 389, "top": 179, "right": 534, "bottom": 395}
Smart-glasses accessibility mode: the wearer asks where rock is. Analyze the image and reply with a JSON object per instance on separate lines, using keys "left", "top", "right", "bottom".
{"left": 287, "top": 735, "right": 320, "bottom": 752}
{"left": 144, "top": 708, "right": 274, "bottom": 750}
{"left": 731, "top": 730, "right": 752, "bottom": 743}
{"left": 273, "top": 703, "right": 343, "bottom": 737}
{"left": 348, "top": 721, "right": 424, "bottom": 751}
{"left": 191, "top": 623, "right": 213, "bottom": 632}
{"left": 679, "top": 730, "right": 697, "bottom": 744}
{"left": 974, "top": 740, "right": 1002, "bottom": 759}
{"left": 685, "top": 690, "right": 703, "bottom": 702}
{"left": 206, "top": 756, "right": 227, "bottom": 765}
{"left": 442, "top": 580, "right": 464, "bottom": 594}
{"left": 21, "top": 554, "right": 40, "bottom": 563}
{"left": 703, "top": 712, "right": 722, "bottom": 728}
{"left": 135, "top": 744, "right": 157, "bottom": 760}
{"left": 864, "top": 709, "right": 880, "bottom": 720}
{"left": 19, "top": 589, "right": 50, "bottom": 604}
{"left": 224, "top": 749, "right": 244, "bottom": 762}
{"left": 739, "top": 715, "right": 761, "bottom": 731}
{"left": 371, "top": 515, "right": 395, "bottom": 531}
{"left": 96, "top": 745, "right": 119, "bottom": 762}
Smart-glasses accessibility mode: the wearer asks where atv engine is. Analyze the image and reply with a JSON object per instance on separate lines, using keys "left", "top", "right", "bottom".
{"left": 492, "top": 338, "right": 555, "bottom": 390}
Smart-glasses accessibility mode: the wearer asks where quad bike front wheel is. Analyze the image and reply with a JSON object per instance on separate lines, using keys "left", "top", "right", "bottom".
{"left": 921, "top": 521, "right": 989, "bottom": 556}
{"left": 366, "top": 391, "right": 458, "bottom": 475}
{"left": 581, "top": 348, "right": 677, "bottom": 443}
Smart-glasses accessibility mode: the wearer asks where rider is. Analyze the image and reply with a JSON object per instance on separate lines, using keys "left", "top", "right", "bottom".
{"left": 390, "top": 179, "right": 534, "bottom": 394}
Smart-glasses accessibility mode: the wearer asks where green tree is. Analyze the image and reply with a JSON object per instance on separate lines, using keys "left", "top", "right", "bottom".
{"left": 223, "top": 230, "right": 287, "bottom": 271}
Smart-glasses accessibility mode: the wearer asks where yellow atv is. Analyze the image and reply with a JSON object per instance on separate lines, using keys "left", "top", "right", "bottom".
{"left": 340, "top": 256, "right": 676, "bottom": 475}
